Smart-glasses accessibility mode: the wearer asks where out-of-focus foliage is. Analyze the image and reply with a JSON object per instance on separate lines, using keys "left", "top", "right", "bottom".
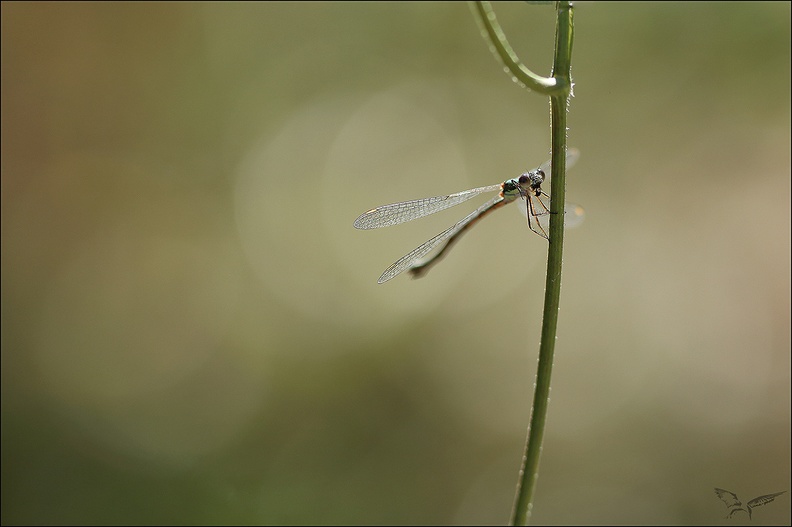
{"left": 2, "top": 2, "right": 789, "bottom": 525}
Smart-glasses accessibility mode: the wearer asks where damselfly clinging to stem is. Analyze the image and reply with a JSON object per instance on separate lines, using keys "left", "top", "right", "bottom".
{"left": 354, "top": 149, "right": 584, "bottom": 284}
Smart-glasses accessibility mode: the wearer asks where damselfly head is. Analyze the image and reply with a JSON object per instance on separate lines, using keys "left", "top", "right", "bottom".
{"left": 518, "top": 170, "right": 545, "bottom": 192}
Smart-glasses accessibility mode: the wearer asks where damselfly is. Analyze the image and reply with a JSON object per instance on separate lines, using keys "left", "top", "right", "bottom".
{"left": 354, "top": 149, "right": 583, "bottom": 284}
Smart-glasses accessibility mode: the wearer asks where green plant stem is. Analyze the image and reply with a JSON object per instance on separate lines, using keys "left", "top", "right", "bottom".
{"left": 471, "top": 1, "right": 569, "bottom": 96}
{"left": 474, "top": 2, "right": 575, "bottom": 525}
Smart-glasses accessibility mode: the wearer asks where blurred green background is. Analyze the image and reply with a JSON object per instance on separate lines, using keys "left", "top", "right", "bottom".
{"left": 2, "top": 2, "right": 790, "bottom": 525}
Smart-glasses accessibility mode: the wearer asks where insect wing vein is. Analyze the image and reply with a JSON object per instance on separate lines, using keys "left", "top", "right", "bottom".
{"left": 354, "top": 184, "right": 500, "bottom": 230}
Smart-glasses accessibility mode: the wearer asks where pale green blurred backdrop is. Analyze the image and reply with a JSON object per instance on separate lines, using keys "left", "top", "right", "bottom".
{"left": 2, "top": 2, "right": 790, "bottom": 525}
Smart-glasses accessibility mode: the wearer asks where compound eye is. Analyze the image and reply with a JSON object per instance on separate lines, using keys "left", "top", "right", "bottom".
{"left": 535, "top": 169, "right": 545, "bottom": 180}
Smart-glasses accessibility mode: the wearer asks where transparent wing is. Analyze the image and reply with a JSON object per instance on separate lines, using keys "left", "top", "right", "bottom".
{"left": 537, "top": 147, "right": 580, "bottom": 176}
{"left": 354, "top": 184, "right": 501, "bottom": 230}
{"left": 377, "top": 195, "right": 502, "bottom": 283}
